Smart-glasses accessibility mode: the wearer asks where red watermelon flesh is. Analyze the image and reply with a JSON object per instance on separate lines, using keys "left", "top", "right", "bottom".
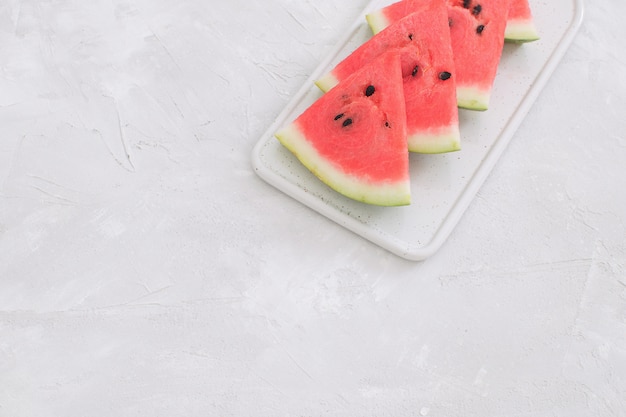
{"left": 317, "top": 7, "right": 460, "bottom": 154}
{"left": 368, "top": 0, "right": 511, "bottom": 111}
{"left": 505, "top": 0, "right": 539, "bottom": 42}
{"left": 275, "top": 51, "right": 411, "bottom": 206}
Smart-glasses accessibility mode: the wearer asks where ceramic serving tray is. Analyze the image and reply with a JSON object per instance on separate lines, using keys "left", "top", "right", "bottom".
{"left": 252, "top": 0, "right": 584, "bottom": 260}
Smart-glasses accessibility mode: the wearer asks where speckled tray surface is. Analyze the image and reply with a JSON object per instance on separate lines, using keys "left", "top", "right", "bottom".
{"left": 252, "top": 0, "right": 584, "bottom": 261}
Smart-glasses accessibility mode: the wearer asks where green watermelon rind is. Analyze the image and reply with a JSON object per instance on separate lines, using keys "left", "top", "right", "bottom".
{"left": 504, "top": 20, "right": 540, "bottom": 43}
{"left": 314, "top": 73, "right": 339, "bottom": 93}
{"left": 275, "top": 123, "right": 411, "bottom": 207}
{"left": 365, "top": 11, "right": 388, "bottom": 35}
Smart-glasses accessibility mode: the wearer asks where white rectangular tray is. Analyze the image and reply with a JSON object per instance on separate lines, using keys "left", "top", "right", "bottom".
{"left": 252, "top": 0, "right": 584, "bottom": 261}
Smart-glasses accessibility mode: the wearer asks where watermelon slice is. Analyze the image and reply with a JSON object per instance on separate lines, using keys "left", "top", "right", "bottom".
{"left": 317, "top": 7, "right": 460, "bottom": 154}
{"left": 505, "top": 0, "right": 539, "bottom": 43}
{"left": 368, "top": 0, "right": 511, "bottom": 111}
{"left": 275, "top": 51, "right": 411, "bottom": 206}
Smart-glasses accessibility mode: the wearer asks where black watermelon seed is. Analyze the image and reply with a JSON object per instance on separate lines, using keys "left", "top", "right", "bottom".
{"left": 463, "top": 0, "right": 471, "bottom": 8}
{"left": 408, "top": 33, "right": 414, "bottom": 40}
{"left": 439, "top": 71, "right": 452, "bottom": 80}
{"left": 448, "top": 17, "right": 453, "bottom": 27}
{"left": 476, "top": 24, "right": 485, "bottom": 34}
{"left": 472, "top": 4, "right": 482, "bottom": 15}
{"left": 365, "top": 85, "right": 375, "bottom": 97}
{"left": 334, "top": 113, "right": 344, "bottom": 121}
{"left": 385, "top": 121, "right": 390, "bottom": 128}
{"left": 342, "top": 118, "right": 353, "bottom": 127}
{"left": 412, "top": 65, "right": 419, "bottom": 77}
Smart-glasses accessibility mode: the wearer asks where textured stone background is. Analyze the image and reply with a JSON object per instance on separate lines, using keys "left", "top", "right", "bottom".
{"left": 1, "top": 0, "right": 625, "bottom": 416}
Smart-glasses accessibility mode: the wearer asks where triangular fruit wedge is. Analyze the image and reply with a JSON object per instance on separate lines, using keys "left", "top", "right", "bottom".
{"left": 316, "top": 7, "right": 460, "bottom": 154}
{"left": 505, "top": 0, "right": 539, "bottom": 43}
{"left": 447, "top": 0, "right": 511, "bottom": 110}
{"left": 368, "top": 0, "right": 512, "bottom": 111}
{"left": 275, "top": 51, "right": 411, "bottom": 207}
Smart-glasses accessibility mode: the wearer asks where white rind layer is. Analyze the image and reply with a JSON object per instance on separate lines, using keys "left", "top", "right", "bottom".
{"left": 408, "top": 125, "right": 461, "bottom": 154}
{"left": 275, "top": 123, "right": 411, "bottom": 207}
{"left": 456, "top": 86, "right": 491, "bottom": 111}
